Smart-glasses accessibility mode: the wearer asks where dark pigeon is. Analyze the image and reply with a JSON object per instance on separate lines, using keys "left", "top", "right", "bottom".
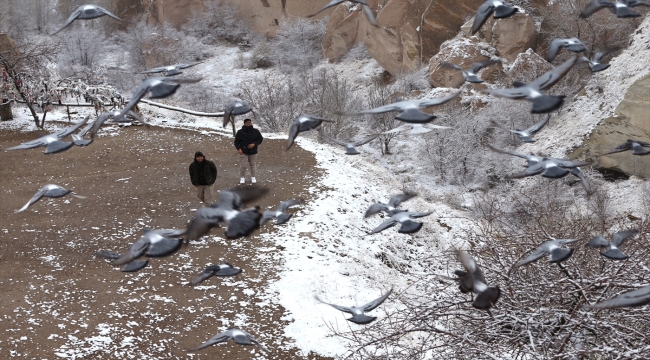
{"left": 586, "top": 229, "right": 638, "bottom": 260}
{"left": 260, "top": 199, "right": 302, "bottom": 226}
{"left": 287, "top": 115, "right": 334, "bottom": 149}
{"left": 471, "top": 0, "right": 518, "bottom": 35}
{"left": 190, "top": 263, "right": 243, "bottom": 285}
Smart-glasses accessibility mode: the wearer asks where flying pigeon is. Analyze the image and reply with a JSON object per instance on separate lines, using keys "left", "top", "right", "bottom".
{"left": 365, "top": 192, "right": 416, "bottom": 218}
{"left": 370, "top": 211, "right": 433, "bottom": 234}
{"left": 586, "top": 229, "right": 638, "bottom": 260}
{"left": 222, "top": 100, "right": 253, "bottom": 128}
{"left": 440, "top": 60, "right": 501, "bottom": 83}
{"left": 15, "top": 184, "right": 86, "bottom": 213}
{"left": 308, "top": 0, "right": 377, "bottom": 26}
{"left": 71, "top": 120, "right": 95, "bottom": 146}
{"left": 580, "top": 0, "right": 650, "bottom": 18}
{"left": 287, "top": 115, "right": 334, "bottom": 149}
{"left": 547, "top": 38, "right": 586, "bottom": 62}
{"left": 579, "top": 47, "right": 620, "bottom": 72}
{"left": 471, "top": 0, "right": 518, "bottom": 35}
{"left": 570, "top": 167, "right": 591, "bottom": 194}
{"left": 601, "top": 139, "right": 650, "bottom": 156}
{"left": 96, "top": 228, "right": 186, "bottom": 272}
{"left": 89, "top": 110, "right": 143, "bottom": 138}
{"left": 185, "top": 187, "right": 267, "bottom": 241}
{"left": 191, "top": 327, "right": 267, "bottom": 352}
{"left": 52, "top": 4, "right": 128, "bottom": 35}
{"left": 314, "top": 288, "right": 393, "bottom": 324}
{"left": 348, "top": 90, "right": 462, "bottom": 123}
{"left": 587, "top": 284, "right": 650, "bottom": 309}
{"left": 381, "top": 123, "right": 453, "bottom": 135}
{"left": 482, "top": 56, "right": 579, "bottom": 113}
{"left": 259, "top": 199, "right": 302, "bottom": 226}
{"left": 488, "top": 145, "right": 590, "bottom": 178}
{"left": 445, "top": 250, "right": 501, "bottom": 310}
{"left": 190, "top": 263, "right": 243, "bottom": 285}
{"left": 141, "top": 62, "right": 202, "bottom": 77}
{"left": 490, "top": 115, "right": 550, "bottom": 143}
{"left": 4, "top": 116, "right": 90, "bottom": 154}
{"left": 328, "top": 133, "right": 380, "bottom": 155}
{"left": 514, "top": 237, "right": 580, "bottom": 267}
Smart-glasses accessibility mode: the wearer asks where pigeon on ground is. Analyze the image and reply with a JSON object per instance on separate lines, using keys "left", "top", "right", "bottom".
{"left": 490, "top": 115, "right": 550, "bottom": 143}
{"left": 348, "top": 90, "right": 462, "bottom": 123}
{"left": 482, "top": 56, "right": 579, "bottom": 113}
{"left": 15, "top": 184, "right": 86, "bottom": 213}
{"left": 547, "top": 38, "right": 586, "bottom": 62}
{"left": 580, "top": 0, "right": 650, "bottom": 18}
{"left": 185, "top": 187, "right": 267, "bottom": 241}
{"left": 587, "top": 284, "right": 650, "bottom": 309}
{"left": 440, "top": 60, "right": 501, "bottom": 83}
{"left": 329, "top": 133, "right": 380, "bottom": 155}
{"left": 381, "top": 123, "right": 453, "bottom": 135}
{"left": 52, "top": 4, "right": 128, "bottom": 35}
{"left": 96, "top": 228, "right": 186, "bottom": 272}
{"left": 365, "top": 192, "right": 416, "bottom": 218}
{"left": 514, "top": 237, "right": 579, "bottom": 267}
{"left": 600, "top": 139, "right": 650, "bottom": 156}
{"left": 191, "top": 327, "right": 267, "bottom": 352}
{"left": 470, "top": 0, "right": 518, "bottom": 35}
{"left": 586, "top": 229, "right": 638, "bottom": 260}
{"left": 222, "top": 100, "right": 253, "bottom": 128}
{"left": 89, "top": 110, "right": 143, "bottom": 138}
{"left": 190, "top": 263, "right": 243, "bottom": 285}
{"left": 314, "top": 288, "right": 392, "bottom": 324}
{"left": 370, "top": 211, "right": 433, "bottom": 234}
{"left": 4, "top": 116, "right": 90, "bottom": 154}
{"left": 579, "top": 47, "right": 620, "bottom": 72}
{"left": 141, "top": 62, "right": 202, "bottom": 77}
{"left": 259, "top": 199, "right": 302, "bottom": 226}
{"left": 308, "top": 0, "right": 377, "bottom": 26}
{"left": 287, "top": 115, "right": 334, "bottom": 149}
{"left": 442, "top": 250, "right": 501, "bottom": 310}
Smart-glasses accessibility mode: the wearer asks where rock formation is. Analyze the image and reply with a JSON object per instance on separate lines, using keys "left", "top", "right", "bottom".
{"left": 428, "top": 38, "right": 500, "bottom": 88}
{"left": 461, "top": 12, "right": 538, "bottom": 62}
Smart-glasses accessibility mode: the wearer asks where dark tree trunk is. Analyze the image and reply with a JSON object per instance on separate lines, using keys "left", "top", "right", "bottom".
{"left": 0, "top": 98, "right": 12, "bottom": 121}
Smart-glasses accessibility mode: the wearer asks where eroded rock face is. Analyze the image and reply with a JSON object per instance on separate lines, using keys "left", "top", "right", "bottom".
{"left": 140, "top": 33, "right": 180, "bottom": 69}
{"left": 461, "top": 12, "right": 538, "bottom": 62}
{"left": 506, "top": 48, "right": 553, "bottom": 86}
{"left": 428, "top": 38, "right": 500, "bottom": 88}
{"left": 321, "top": 1, "right": 378, "bottom": 61}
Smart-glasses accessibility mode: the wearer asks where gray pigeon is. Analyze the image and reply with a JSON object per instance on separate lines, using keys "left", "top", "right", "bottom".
{"left": 191, "top": 327, "right": 267, "bottom": 352}
{"left": 440, "top": 60, "right": 501, "bottom": 83}
{"left": 490, "top": 115, "right": 550, "bottom": 143}
{"left": 5, "top": 116, "right": 90, "bottom": 154}
{"left": 370, "top": 211, "right": 433, "bottom": 234}
{"left": 579, "top": 47, "right": 620, "bottom": 72}
{"left": 365, "top": 192, "right": 416, "bottom": 218}
{"left": 444, "top": 250, "right": 501, "bottom": 310}
{"left": 547, "top": 38, "right": 586, "bottom": 62}
{"left": 381, "top": 123, "right": 454, "bottom": 135}
{"left": 141, "top": 62, "right": 202, "bottom": 77}
{"left": 329, "top": 134, "right": 379, "bottom": 155}
{"left": 580, "top": 0, "right": 650, "bottom": 18}
{"left": 308, "top": 0, "right": 377, "bottom": 26}
{"left": 52, "top": 4, "right": 127, "bottom": 35}
{"left": 259, "top": 199, "right": 302, "bottom": 226}
{"left": 482, "top": 56, "right": 578, "bottom": 113}
{"left": 601, "top": 139, "right": 650, "bottom": 156}
{"left": 471, "top": 0, "right": 518, "bottom": 35}
{"left": 71, "top": 120, "right": 95, "bottom": 146}
{"left": 222, "top": 100, "right": 253, "bottom": 128}
{"left": 514, "top": 237, "right": 579, "bottom": 267}
{"left": 190, "top": 263, "right": 243, "bottom": 285}
{"left": 348, "top": 90, "right": 462, "bottom": 123}
{"left": 16, "top": 184, "right": 86, "bottom": 213}
{"left": 89, "top": 110, "right": 143, "bottom": 139}
{"left": 587, "top": 284, "right": 650, "bottom": 309}
{"left": 314, "top": 288, "right": 392, "bottom": 324}
{"left": 586, "top": 229, "right": 638, "bottom": 260}
{"left": 287, "top": 115, "right": 334, "bottom": 149}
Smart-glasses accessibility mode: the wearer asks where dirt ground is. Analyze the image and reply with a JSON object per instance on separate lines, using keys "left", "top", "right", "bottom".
{"left": 0, "top": 121, "right": 329, "bottom": 359}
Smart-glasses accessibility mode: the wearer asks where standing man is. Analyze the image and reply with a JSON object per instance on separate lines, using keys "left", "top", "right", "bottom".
{"left": 234, "top": 118, "right": 263, "bottom": 184}
{"left": 189, "top": 151, "right": 217, "bottom": 204}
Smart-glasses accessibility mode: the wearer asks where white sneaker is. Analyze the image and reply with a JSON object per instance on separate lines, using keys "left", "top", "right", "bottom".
{"left": 240, "top": 177, "right": 245, "bottom": 184}
{"left": 251, "top": 177, "right": 257, "bottom": 184}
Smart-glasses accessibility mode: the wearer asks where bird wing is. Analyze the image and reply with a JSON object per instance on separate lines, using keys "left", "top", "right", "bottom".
{"left": 381, "top": 124, "right": 410, "bottom": 134}
{"left": 245, "top": 333, "right": 268, "bottom": 352}
{"left": 219, "top": 187, "right": 268, "bottom": 209}
{"left": 141, "top": 66, "right": 168, "bottom": 74}
{"left": 94, "top": 5, "right": 127, "bottom": 22}
{"left": 278, "top": 199, "right": 302, "bottom": 213}
{"left": 486, "top": 144, "right": 528, "bottom": 159}
{"left": 55, "top": 115, "right": 91, "bottom": 138}
{"left": 287, "top": 121, "right": 300, "bottom": 149}
{"left": 364, "top": 203, "right": 390, "bottom": 217}
{"left": 514, "top": 245, "right": 550, "bottom": 267}
{"left": 361, "top": 4, "right": 378, "bottom": 26}
{"left": 586, "top": 235, "right": 611, "bottom": 248}
{"left": 408, "top": 211, "right": 433, "bottom": 219}
{"left": 550, "top": 159, "right": 592, "bottom": 169}
{"left": 351, "top": 133, "right": 380, "bottom": 146}
{"left": 16, "top": 186, "right": 49, "bottom": 212}
{"left": 580, "top": 0, "right": 612, "bottom": 18}
{"left": 525, "top": 114, "right": 550, "bottom": 134}
{"left": 470, "top": 59, "right": 501, "bottom": 73}
{"left": 587, "top": 285, "right": 650, "bottom": 309}
{"left": 314, "top": 294, "right": 353, "bottom": 313}
{"left": 482, "top": 87, "right": 529, "bottom": 99}
{"left": 370, "top": 219, "right": 399, "bottom": 233}
{"left": 603, "top": 141, "right": 633, "bottom": 155}
{"left": 190, "top": 268, "right": 215, "bottom": 286}
{"left": 178, "top": 62, "right": 203, "bottom": 69}
{"left": 225, "top": 208, "right": 262, "bottom": 239}
{"left": 612, "top": 229, "right": 638, "bottom": 247}
{"left": 456, "top": 250, "right": 478, "bottom": 273}
{"left": 547, "top": 38, "right": 567, "bottom": 62}
{"left": 349, "top": 103, "right": 403, "bottom": 115}
{"left": 192, "top": 331, "right": 232, "bottom": 351}
{"left": 52, "top": 8, "right": 83, "bottom": 35}
{"left": 308, "top": 0, "right": 346, "bottom": 17}
{"left": 530, "top": 56, "right": 578, "bottom": 91}
{"left": 489, "top": 119, "right": 511, "bottom": 131}
{"left": 328, "top": 137, "right": 348, "bottom": 147}
{"left": 361, "top": 288, "right": 393, "bottom": 312}
{"left": 5, "top": 137, "right": 48, "bottom": 150}
{"left": 440, "top": 62, "right": 463, "bottom": 71}
{"left": 415, "top": 90, "right": 462, "bottom": 108}
{"left": 593, "top": 47, "right": 620, "bottom": 62}
{"left": 506, "top": 162, "right": 546, "bottom": 178}
{"left": 111, "top": 238, "right": 149, "bottom": 266}
{"left": 471, "top": 1, "right": 496, "bottom": 35}
{"left": 388, "top": 192, "right": 416, "bottom": 208}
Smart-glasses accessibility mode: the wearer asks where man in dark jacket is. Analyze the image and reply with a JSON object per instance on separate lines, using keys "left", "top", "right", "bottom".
{"left": 234, "top": 118, "right": 263, "bottom": 184}
{"left": 189, "top": 151, "right": 217, "bottom": 204}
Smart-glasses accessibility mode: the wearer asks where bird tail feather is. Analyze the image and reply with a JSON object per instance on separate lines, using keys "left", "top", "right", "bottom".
{"left": 531, "top": 95, "right": 565, "bottom": 114}
{"left": 549, "top": 247, "right": 573, "bottom": 263}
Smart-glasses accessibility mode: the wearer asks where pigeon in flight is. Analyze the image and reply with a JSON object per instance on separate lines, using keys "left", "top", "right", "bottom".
{"left": 471, "top": 0, "right": 518, "bottom": 35}
{"left": 482, "top": 56, "right": 578, "bottom": 113}
{"left": 190, "top": 263, "right": 243, "bottom": 285}
{"left": 53, "top": 4, "right": 128, "bottom": 35}
{"left": 308, "top": 0, "right": 377, "bottom": 26}
{"left": 259, "top": 199, "right": 302, "bottom": 226}
{"left": 580, "top": 0, "right": 650, "bottom": 18}
{"left": 328, "top": 133, "right": 379, "bottom": 155}
{"left": 490, "top": 115, "right": 550, "bottom": 143}
{"left": 287, "top": 115, "right": 334, "bottom": 149}
{"left": 365, "top": 192, "right": 416, "bottom": 218}
{"left": 314, "top": 288, "right": 393, "bottom": 324}
{"left": 4, "top": 116, "right": 90, "bottom": 154}
{"left": 96, "top": 228, "right": 186, "bottom": 272}
{"left": 71, "top": 120, "right": 95, "bottom": 146}
{"left": 89, "top": 110, "right": 143, "bottom": 139}
{"left": 370, "top": 211, "right": 433, "bottom": 234}
{"left": 442, "top": 250, "right": 501, "bottom": 310}
{"left": 191, "top": 327, "right": 267, "bottom": 352}
{"left": 586, "top": 229, "right": 638, "bottom": 260}
{"left": 579, "top": 47, "right": 620, "bottom": 72}
{"left": 587, "top": 284, "right": 650, "bottom": 309}
{"left": 440, "top": 60, "right": 501, "bottom": 83}
{"left": 547, "top": 38, "right": 586, "bottom": 62}
{"left": 514, "top": 237, "right": 579, "bottom": 267}
{"left": 222, "top": 100, "right": 253, "bottom": 128}
{"left": 381, "top": 123, "right": 453, "bottom": 135}
{"left": 185, "top": 187, "right": 267, "bottom": 241}
{"left": 600, "top": 139, "right": 650, "bottom": 156}
{"left": 348, "top": 90, "right": 462, "bottom": 123}
{"left": 141, "top": 62, "right": 202, "bottom": 77}
{"left": 16, "top": 184, "right": 86, "bottom": 213}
